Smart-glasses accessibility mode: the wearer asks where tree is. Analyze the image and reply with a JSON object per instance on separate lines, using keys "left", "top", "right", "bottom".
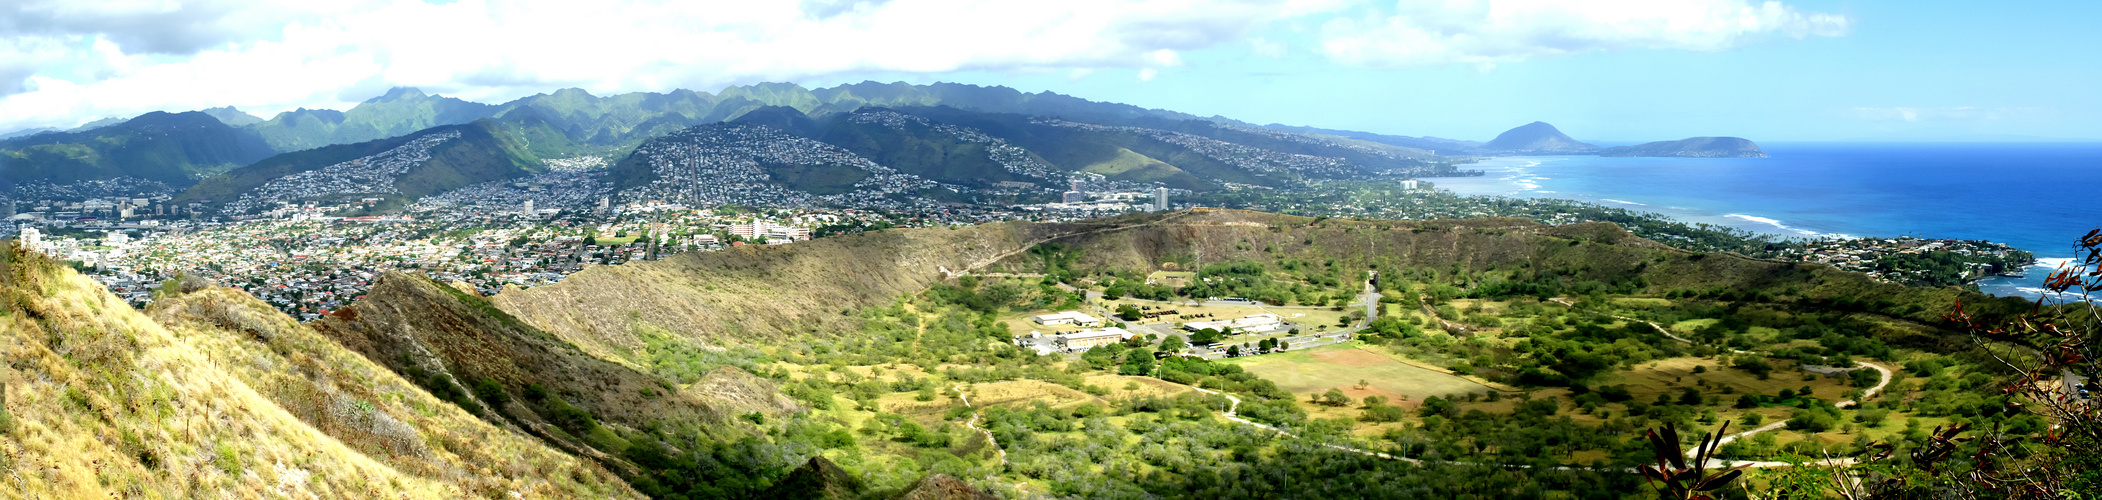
{"left": 1278, "top": 340, "right": 1289, "bottom": 350}
{"left": 1188, "top": 328, "right": 1224, "bottom": 345}
{"left": 1116, "top": 303, "right": 1142, "bottom": 321}
{"left": 1225, "top": 345, "right": 1241, "bottom": 357}
{"left": 1321, "top": 388, "right": 1353, "bottom": 407}
{"left": 1933, "top": 228, "right": 2102, "bottom": 495}
{"left": 1158, "top": 335, "right": 1188, "bottom": 353}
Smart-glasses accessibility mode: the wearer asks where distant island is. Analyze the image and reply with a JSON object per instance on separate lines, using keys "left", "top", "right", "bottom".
{"left": 1476, "top": 122, "right": 1767, "bottom": 158}
{"left": 1600, "top": 136, "right": 1768, "bottom": 158}
{"left": 1482, "top": 121, "right": 1601, "bottom": 155}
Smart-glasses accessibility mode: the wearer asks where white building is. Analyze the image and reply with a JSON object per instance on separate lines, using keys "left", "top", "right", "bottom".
{"left": 1056, "top": 326, "right": 1135, "bottom": 351}
{"left": 730, "top": 220, "right": 812, "bottom": 242}
{"left": 1184, "top": 313, "right": 1284, "bottom": 334}
{"left": 18, "top": 226, "right": 41, "bottom": 253}
{"left": 1400, "top": 179, "right": 1419, "bottom": 190}
{"left": 1153, "top": 187, "right": 1169, "bottom": 212}
{"left": 1030, "top": 310, "right": 1103, "bottom": 327}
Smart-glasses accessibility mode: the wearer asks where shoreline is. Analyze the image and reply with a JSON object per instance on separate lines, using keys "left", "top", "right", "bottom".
{"left": 1436, "top": 154, "right": 2074, "bottom": 301}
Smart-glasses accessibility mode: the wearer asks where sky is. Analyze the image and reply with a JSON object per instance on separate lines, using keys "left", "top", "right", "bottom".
{"left": 2, "top": 0, "right": 2096, "bottom": 142}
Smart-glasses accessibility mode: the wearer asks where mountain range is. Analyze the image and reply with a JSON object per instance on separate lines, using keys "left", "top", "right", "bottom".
{"left": 2, "top": 82, "right": 1762, "bottom": 209}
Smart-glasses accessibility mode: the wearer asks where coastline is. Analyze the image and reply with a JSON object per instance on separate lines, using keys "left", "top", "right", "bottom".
{"left": 1434, "top": 148, "right": 2092, "bottom": 302}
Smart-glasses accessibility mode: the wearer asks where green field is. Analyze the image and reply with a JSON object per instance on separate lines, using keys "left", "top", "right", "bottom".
{"left": 1224, "top": 342, "right": 1493, "bottom": 402}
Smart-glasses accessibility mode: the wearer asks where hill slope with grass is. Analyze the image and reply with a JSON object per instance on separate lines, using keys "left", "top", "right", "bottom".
{"left": 485, "top": 208, "right": 2028, "bottom": 367}
{"left": 0, "top": 244, "right": 634, "bottom": 498}
{"left": 310, "top": 272, "right": 779, "bottom": 488}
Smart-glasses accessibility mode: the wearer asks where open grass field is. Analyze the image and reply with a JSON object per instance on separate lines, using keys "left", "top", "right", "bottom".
{"left": 1225, "top": 342, "right": 1494, "bottom": 404}
{"left": 1607, "top": 356, "right": 1859, "bottom": 402}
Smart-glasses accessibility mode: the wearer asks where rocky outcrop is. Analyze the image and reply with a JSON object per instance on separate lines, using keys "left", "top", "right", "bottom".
{"left": 761, "top": 456, "right": 864, "bottom": 499}
{"left": 894, "top": 474, "right": 998, "bottom": 500}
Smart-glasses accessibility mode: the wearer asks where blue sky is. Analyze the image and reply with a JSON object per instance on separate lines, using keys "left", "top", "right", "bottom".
{"left": 3, "top": 0, "right": 2095, "bottom": 142}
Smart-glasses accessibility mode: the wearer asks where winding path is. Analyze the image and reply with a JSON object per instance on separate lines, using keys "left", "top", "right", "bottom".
{"left": 1546, "top": 298, "right": 1895, "bottom": 467}
{"left": 953, "top": 383, "right": 1007, "bottom": 466}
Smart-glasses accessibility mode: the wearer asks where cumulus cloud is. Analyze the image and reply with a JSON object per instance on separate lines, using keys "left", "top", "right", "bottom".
{"left": 1319, "top": 0, "right": 1849, "bottom": 66}
{"left": 0, "top": 0, "right": 1303, "bottom": 130}
{"left": 0, "top": 0, "right": 1846, "bottom": 132}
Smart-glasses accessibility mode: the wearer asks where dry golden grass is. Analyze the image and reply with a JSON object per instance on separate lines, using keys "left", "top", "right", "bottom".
{"left": 0, "top": 246, "right": 636, "bottom": 498}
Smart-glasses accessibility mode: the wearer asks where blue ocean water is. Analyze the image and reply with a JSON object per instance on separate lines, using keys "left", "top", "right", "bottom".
{"left": 1431, "top": 143, "right": 2102, "bottom": 300}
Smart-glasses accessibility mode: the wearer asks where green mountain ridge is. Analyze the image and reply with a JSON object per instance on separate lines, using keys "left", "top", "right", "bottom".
{"left": 247, "top": 87, "right": 499, "bottom": 152}
{"left": 0, "top": 110, "right": 278, "bottom": 186}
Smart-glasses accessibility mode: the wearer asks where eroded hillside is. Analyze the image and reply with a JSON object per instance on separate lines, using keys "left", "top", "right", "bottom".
{"left": 0, "top": 244, "right": 635, "bottom": 498}
{"left": 489, "top": 214, "right": 1127, "bottom": 363}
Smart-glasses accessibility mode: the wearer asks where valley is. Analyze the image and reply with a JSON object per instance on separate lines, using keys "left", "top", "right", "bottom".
{"left": 6, "top": 207, "right": 2081, "bottom": 498}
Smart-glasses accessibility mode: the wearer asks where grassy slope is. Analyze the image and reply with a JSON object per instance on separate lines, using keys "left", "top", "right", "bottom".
{"left": 310, "top": 272, "right": 748, "bottom": 472}
{"left": 0, "top": 245, "right": 635, "bottom": 498}
{"left": 490, "top": 218, "right": 1097, "bottom": 365}
{"left": 986, "top": 209, "right": 2032, "bottom": 335}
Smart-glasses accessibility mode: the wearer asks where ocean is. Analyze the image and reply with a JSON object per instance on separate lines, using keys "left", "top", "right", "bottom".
{"left": 1430, "top": 142, "right": 2102, "bottom": 301}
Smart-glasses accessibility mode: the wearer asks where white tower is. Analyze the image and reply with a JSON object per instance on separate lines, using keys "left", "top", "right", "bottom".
{"left": 1153, "top": 187, "right": 1169, "bottom": 212}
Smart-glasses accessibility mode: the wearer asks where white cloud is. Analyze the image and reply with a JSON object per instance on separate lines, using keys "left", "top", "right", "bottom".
{"left": 1249, "top": 37, "right": 1289, "bottom": 58}
{"left": 0, "top": 0, "right": 1298, "bottom": 131}
{"left": 1319, "top": 0, "right": 1848, "bottom": 66}
{"left": 1847, "top": 106, "right": 2052, "bottom": 122}
{"left": 0, "top": 0, "right": 1847, "bottom": 132}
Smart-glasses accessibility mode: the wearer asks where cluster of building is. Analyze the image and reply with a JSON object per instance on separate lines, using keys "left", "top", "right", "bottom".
{"left": 620, "top": 124, "right": 955, "bottom": 211}
{"left": 1182, "top": 313, "right": 1287, "bottom": 337}
{"left": 1775, "top": 236, "right": 2031, "bottom": 284}
{"left": 5, "top": 177, "right": 179, "bottom": 207}
{"left": 1013, "top": 310, "right": 1137, "bottom": 354}
{"left": 221, "top": 131, "right": 460, "bottom": 215}
{"left": 849, "top": 111, "right": 1064, "bottom": 182}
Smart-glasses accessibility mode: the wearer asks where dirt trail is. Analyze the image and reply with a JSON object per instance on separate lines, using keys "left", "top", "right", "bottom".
{"left": 952, "top": 383, "right": 1007, "bottom": 466}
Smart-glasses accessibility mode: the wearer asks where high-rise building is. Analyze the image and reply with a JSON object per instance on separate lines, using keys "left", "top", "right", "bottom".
{"left": 522, "top": 199, "right": 534, "bottom": 214}
{"left": 1062, "top": 179, "right": 1086, "bottom": 204}
{"left": 1153, "top": 187, "right": 1169, "bottom": 212}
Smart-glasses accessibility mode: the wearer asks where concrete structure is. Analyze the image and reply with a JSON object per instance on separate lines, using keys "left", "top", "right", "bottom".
{"left": 729, "top": 220, "right": 812, "bottom": 242}
{"left": 1056, "top": 326, "right": 1135, "bottom": 351}
{"left": 1184, "top": 313, "right": 1284, "bottom": 334}
{"left": 1400, "top": 179, "right": 1419, "bottom": 190}
{"left": 1063, "top": 179, "right": 1086, "bottom": 204}
{"left": 1031, "top": 310, "right": 1102, "bottom": 327}
{"left": 1153, "top": 187, "right": 1169, "bottom": 211}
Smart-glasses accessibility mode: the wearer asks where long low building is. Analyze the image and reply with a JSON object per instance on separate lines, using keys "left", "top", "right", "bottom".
{"left": 1056, "top": 326, "right": 1135, "bottom": 351}
{"left": 1184, "top": 313, "right": 1284, "bottom": 334}
{"left": 1031, "top": 310, "right": 1102, "bottom": 327}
